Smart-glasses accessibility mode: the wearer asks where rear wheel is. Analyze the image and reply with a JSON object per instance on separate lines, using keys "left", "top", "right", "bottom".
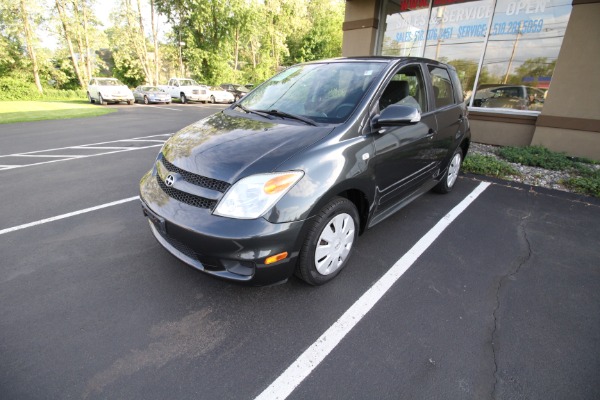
{"left": 127, "top": 100, "right": 133, "bottom": 105}
{"left": 433, "top": 148, "right": 462, "bottom": 194}
{"left": 295, "top": 197, "right": 359, "bottom": 285}
{"left": 87, "top": 92, "right": 94, "bottom": 104}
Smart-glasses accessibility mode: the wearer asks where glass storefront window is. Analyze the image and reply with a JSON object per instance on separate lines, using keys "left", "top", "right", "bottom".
{"left": 377, "top": 0, "right": 572, "bottom": 113}
{"left": 474, "top": 0, "right": 572, "bottom": 111}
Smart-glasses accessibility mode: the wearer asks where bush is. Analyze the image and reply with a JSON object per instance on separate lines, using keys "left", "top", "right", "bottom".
{"left": 462, "top": 154, "right": 520, "bottom": 178}
{"left": 498, "top": 146, "right": 573, "bottom": 170}
{"left": 563, "top": 167, "right": 600, "bottom": 197}
{"left": 0, "top": 77, "right": 86, "bottom": 101}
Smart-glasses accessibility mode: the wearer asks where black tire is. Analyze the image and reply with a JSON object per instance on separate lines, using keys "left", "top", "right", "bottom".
{"left": 433, "top": 147, "right": 463, "bottom": 194}
{"left": 210, "top": 95, "right": 215, "bottom": 104}
{"left": 127, "top": 100, "right": 133, "bottom": 105}
{"left": 88, "top": 92, "right": 95, "bottom": 104}
{"left": 295, "top": 197, "right": 359, "bottom": 286}
{"left": 99, "top": 94, "right": 107, "bottom": 106}
{"left": 180, "top": 93, "right": 187, "bottom": 104}
{"left": 144, "top": 96, "right": 149, "bottom": 105}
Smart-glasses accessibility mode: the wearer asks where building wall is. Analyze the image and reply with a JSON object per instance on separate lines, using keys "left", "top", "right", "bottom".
{"left": 530, "top": 2, "right": 600, "bottom": 160}
{"left": 341, "top": 0, "right": 600, "bottom": 160}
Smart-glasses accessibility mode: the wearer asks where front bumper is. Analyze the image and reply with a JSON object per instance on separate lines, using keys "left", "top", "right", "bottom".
{"left": 140, "top": 171, "right": 307, "bottom": 285}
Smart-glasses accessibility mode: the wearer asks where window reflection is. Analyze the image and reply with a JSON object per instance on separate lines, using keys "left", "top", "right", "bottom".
{"left": 475, "top": 0, "right": 571, "bottom": 111}
{"left": 378, "top": 0, "right": 572, "bottom": 113}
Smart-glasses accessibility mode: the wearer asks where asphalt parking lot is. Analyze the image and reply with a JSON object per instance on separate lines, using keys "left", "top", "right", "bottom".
{"left": 1, "top": 103, "right": 599, "bottom": 400}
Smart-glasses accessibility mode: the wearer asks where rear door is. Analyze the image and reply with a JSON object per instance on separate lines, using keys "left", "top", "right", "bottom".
{"left": 427, "top": 65, "right": 463, "bottom": 168}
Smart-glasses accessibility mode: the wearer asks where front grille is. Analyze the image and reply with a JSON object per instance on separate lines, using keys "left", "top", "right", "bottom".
{"left": 157, "top": 227, "right": 198, "bottom": 260}
{"left": 157, "top": 175, "right": 217, "bottom": 209}
{"left": 160, "top": 157, "right": 231, "bottom": 193}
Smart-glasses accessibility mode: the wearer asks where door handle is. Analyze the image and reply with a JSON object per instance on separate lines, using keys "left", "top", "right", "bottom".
{"left": 426, "top": 128, "right": 436, "bottom": 139}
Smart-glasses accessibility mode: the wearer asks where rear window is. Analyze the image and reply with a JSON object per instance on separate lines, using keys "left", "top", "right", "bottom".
{"left": 428, "top": 66, "right": 455, "bottom": 109}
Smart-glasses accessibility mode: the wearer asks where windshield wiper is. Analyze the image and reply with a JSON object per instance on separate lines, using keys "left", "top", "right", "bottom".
{"left": 232, "top": 103, "right": 273, "bottom": 119}
{"left": 255, "top": 109, "right": 317, "bottom": 126}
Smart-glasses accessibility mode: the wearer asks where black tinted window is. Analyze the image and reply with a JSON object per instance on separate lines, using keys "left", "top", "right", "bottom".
{"left": 428, "top": 66, "right": 455, "bottom": 109}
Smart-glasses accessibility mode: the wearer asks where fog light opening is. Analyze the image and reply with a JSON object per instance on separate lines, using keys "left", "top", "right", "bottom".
{"left": 265, "top": 252, "right": 288, "bottom": 265}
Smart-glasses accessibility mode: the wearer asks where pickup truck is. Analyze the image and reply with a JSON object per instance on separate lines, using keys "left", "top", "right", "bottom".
{"left": 160, "top": 78, "right": 211, "bottom": 104}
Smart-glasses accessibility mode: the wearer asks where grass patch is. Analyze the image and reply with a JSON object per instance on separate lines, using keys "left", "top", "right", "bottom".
{"left": 463, "top": 154, "right": 520, "bottom": 178}
{"left": 497, "top": 145, "right": 588, "bottom": 170}
{"left": 563, "top": 167, "right": 600, "bottom": 197}
{"left": 0, "top": 101, "right": 116, "bottom": 124}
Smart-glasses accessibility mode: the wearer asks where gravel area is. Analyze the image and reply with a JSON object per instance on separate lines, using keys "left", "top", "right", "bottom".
{"left": 467, "top": 142, "right": 592, "bottom": 194}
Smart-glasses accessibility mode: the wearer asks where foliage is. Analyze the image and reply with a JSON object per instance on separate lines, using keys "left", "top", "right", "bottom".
{"left": 462, "top": 154, "right": 520, "bottom": 178}
{"left": 563, "top": 168, "right": 600, "bottom": 198}
{"left": 0, "top": 77, "right": 85, "bottom": 101}
{"left": 498, "top": 146, "right": 577, "bottom": 171}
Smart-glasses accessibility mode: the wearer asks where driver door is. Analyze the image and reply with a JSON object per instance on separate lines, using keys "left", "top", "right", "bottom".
{"left": 371, "top": 64, "right": 438, "bottom": 212}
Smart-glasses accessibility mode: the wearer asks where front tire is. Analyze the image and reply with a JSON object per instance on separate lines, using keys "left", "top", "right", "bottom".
{"left": 87, "top": 92, "right": 95, "bottom": 104}
{"left": 296, "top": 197, "right": 359, "bottom": 286}
{"left": 99, "top": 94, "right": 107, "bottom": 106}
{"left": 180, "top": 93, "right": 187, "bottom": 104}
{"left": 210, "top": 95, "right": 215, "bottom": 104}
{"left": 144, "top": 96, "right": 149, "bottom": 105}
{"left": 433, "top": 147, "right": 462, "bottom": 194}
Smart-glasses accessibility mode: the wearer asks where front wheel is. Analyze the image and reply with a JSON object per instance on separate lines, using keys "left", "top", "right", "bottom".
{"left": 87, "top": 92, "right": 95, "bottom": 104}
{"left": 144, "top": 96, "right": 149, "bottom": 105}
{"left": 433, "top": 148, "right": 463, "bottom": 194}
{"left": 210, "top": 95, "right": 215, "bottom": 104}
{"left": 295, "top": 197, "right": 359, "bottom": 286}
{"left": 180, "top": 93, "right": 187, "bottom": 104}
{"left": 99, "top": 94, "right": 107, "bottom": 106}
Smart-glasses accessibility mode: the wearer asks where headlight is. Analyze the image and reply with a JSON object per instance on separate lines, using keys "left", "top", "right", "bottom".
{"left": 214, "top": 171, "right": 304, "bottom": 219}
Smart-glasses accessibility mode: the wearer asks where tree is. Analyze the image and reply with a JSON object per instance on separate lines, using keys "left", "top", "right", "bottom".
{"left": 19, "top": 0, "right": 43, "bottom": 93}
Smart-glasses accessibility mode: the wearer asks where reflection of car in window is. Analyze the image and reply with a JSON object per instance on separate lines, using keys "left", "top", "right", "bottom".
{"left": 468, "top": 85, "right": 545, "bottom": 111}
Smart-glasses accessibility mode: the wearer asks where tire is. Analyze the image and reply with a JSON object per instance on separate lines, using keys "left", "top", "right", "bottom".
{"left": 210, "top": 96, "right": 215, "bottom": 104}
{"left": 99, "top": 94, "right": 107, "bottom": 106}
{"left": 180, "top": 93, "right": 187, "bottom": 104}
{"left": 127, "top": 100, "right": 133, "bottom": 105}
{"left": 144, "top": 96, "right": 149, "bottom": 105}
{"left": 87, "top": 92, "right": 95, "bottom": 104}
{"left": 166, "top": 102, "right": 171, "bottom": 105}
{"left": 433, "top": 147, "right": 463, "bottom": 194}
{"left": 295, "top": 197, "right": 359, "bottom": 286}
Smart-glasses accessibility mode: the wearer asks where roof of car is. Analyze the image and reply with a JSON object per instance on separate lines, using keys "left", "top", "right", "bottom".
{"left": 298, "top": 56, "right": 454, "bottom": 70}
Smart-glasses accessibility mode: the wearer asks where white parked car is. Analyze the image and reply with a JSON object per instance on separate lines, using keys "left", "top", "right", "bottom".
{"left": 159, "top": 78, "right": 211, "bottom": 103}
{"left": 207, "top": 86, "right": 235, "bottom": 103}
{"left": 87, "top": 78, "right": 135, "bottom": 105}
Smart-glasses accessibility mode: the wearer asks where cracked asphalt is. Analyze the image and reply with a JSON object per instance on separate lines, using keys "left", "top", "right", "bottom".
{"left": 1, "top": 105, "right": 599, "bottom": 399}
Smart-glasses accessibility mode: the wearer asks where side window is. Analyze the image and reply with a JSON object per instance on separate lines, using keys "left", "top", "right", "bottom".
{"left": 428, "top": 66, "right": 455, "bottom": 109}
{"left": 379, "top": 65, "right": 427, "bottom": 113}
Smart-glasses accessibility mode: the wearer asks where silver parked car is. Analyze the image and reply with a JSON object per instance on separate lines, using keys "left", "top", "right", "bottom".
{"left": 133, "top": 86, "right": 172, "bottom": 104}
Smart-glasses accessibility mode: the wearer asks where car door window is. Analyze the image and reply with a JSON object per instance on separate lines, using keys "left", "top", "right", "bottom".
{"left": 379, "top": 65, "right": 427, "bottom": 113}
{"left": 428, "top": 66, "right": 455, "bottom": 109}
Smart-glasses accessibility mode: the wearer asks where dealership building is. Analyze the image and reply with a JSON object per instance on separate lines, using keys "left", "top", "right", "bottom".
{"left": 341, "top": 0, "right": 600, "bottom": 160}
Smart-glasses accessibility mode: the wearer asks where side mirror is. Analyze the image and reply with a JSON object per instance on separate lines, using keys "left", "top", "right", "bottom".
{"left": 373, "top": 105, "right": 421, "bottom": 127}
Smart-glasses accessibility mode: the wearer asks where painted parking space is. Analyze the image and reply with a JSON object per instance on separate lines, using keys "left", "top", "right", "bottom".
{"left": 0, "top": 133, "right": 171, "bottom": 171}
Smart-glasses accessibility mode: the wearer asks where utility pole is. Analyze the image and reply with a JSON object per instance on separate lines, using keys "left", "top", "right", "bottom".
{"left": 504, "top": 21, "right": 523, "bottom": 84}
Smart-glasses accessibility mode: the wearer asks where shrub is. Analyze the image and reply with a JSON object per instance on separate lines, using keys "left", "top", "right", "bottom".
{"left": 498, "top": 146, "right": 573, "bottom": 170}
{"left": 462, "top": 154, "right": 520, "bottom": 178}
{"left": 563, "top": 167, "right": 600, "bottom": 197}
{"left": 0, "top": 77, "right": 86, "bottom": 101}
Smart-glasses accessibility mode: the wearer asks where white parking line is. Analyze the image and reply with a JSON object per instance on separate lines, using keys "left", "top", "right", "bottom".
{"left": 0, "top": 134, "right": 171, "bottom": 171}
{"left": 254, "top": 182, "right": 491, "bottom": 400}
{"left": 0, "top": 196, "right": 140, "bottom": 236}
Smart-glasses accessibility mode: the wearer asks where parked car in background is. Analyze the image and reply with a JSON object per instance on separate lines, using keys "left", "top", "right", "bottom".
{"left": 219, "top": 83, "right": 249, "bottom": 101}
{"left": 140, "top": 57, "right": 470, "bottom": 286}
{"left": 133, "top": 86, "right": 171, "bottom": 104}
{"left": 468, "top": 85, "right": 545, "bottom": 111}
{"left": 207, "top": 86, "right": 235, "bottom": 103}
{"left": 159, "top": 78, "right": 211, "bottom": 104}
{"left": 87, "top": 77, "right": 134, "bottom": 105}
{"left": 244, "top": 83, "right": 255, "bottom": 89}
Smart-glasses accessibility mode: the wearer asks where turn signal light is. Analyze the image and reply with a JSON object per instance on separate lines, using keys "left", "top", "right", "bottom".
{"left": 265, "top": 252, "right": 288, "bottom": 265}
{"left": 264, "top": 174, "right": 298, "bottom": 195}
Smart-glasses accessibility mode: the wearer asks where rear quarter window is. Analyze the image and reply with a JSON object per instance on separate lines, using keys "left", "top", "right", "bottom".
{"left": 428, "top": 66, "right": 456, "bottom": 109}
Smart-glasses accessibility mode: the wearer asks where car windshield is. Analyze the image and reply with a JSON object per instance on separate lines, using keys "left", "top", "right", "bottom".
{"left": 179, "top": 79, "right": 199, "bottom": 86}
{"left": 142, "top": 86, "right": 163, "bottom": 92}
{"left": 239, "top": 61, "right": 385, "bottom": 124}
{"left": 99, "top": 79, "right": 124, "bottom": 86}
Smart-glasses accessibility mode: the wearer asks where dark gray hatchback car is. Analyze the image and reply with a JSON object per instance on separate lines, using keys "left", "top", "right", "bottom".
{"left": 140, "top": 57, "right": 470, "bottom": 286}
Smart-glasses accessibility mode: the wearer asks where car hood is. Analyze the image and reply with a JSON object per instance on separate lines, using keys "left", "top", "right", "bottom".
{"left": 161, "top": 110, "right": 333, "bottom": 183}
{"left": 100, "top": 85, "right": 131, "bottom": 93}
